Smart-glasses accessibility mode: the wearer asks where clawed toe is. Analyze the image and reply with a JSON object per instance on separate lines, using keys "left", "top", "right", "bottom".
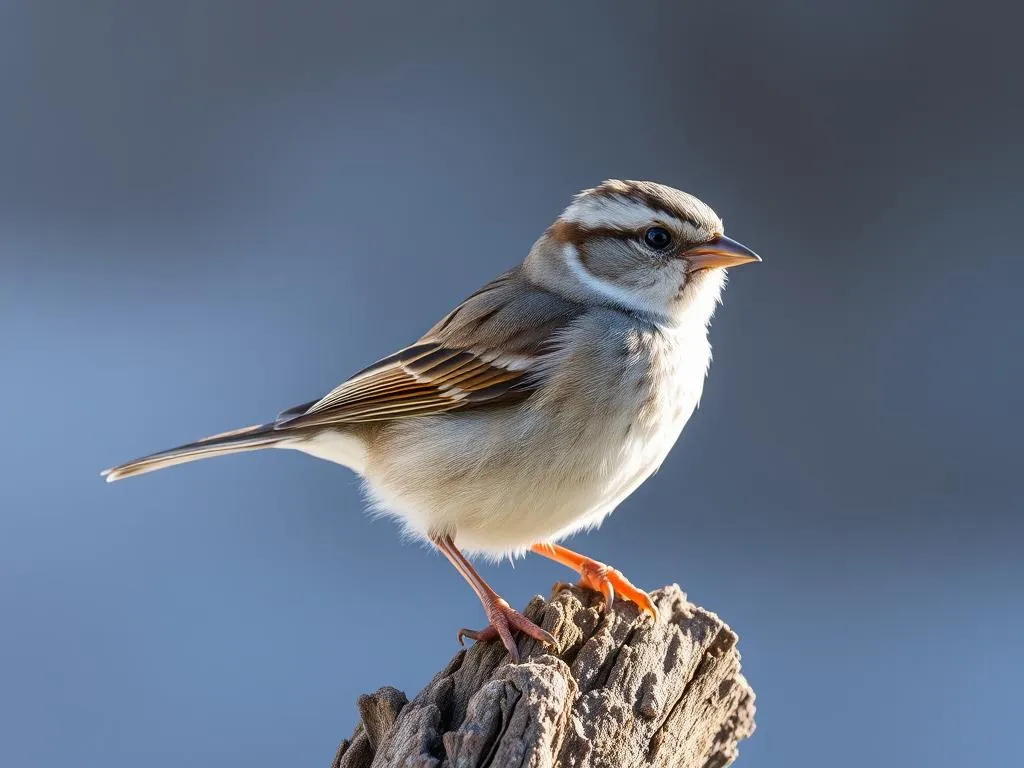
{"left": 579, "top": 561, "right": 616, "bottom": 609}
{"left": 578, "top": 561, "right": 659, "bottom": 619}
{"left": 531, "top": 543, "right": 659, "bottom": 620}
{"left": 457, "top": 624, "right": 499, "bottom": 645}
{"left": 457, "top": 599, "right": 558, "bottom": 663}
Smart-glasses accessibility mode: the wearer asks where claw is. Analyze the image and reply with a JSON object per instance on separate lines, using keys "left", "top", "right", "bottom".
{"left": 579, "top": 561, "right": 616, "bottom": 610}
{"left": 603, "top": 583, "right": 615, "bottom": 610}
{"left": 531, "top": 625, "right": 559, "bottom": 650}
{"left": 635, "top": 590, "right": 659, "bottom": 621}
{"left": 458, "top": 598, "right": 558, "bottom": 662}
{"left": 457, "top": 625, "right": 498, "bottom": 646}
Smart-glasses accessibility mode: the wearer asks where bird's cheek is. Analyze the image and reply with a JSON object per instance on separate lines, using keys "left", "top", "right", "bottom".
{"left": 674, "top": 277, "right": 689, "bottom": 300}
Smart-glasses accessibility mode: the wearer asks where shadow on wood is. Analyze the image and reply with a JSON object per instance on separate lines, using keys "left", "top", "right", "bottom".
{"left": 332, "top": 583, "right": 755, "bottom": 768}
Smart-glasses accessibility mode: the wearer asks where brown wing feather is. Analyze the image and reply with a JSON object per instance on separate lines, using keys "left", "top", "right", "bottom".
{"left": 273, "top": 267, "right": 582, "bottom": 430}
{"left": 274, "top": 343, "right": 535, "bottom": 428}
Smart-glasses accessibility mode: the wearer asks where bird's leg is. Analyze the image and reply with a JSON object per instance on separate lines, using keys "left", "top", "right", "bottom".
{"left": 531, "top": 542, "right": 658, "bottom": 618}
{"left": 431, "top": 534, "right": 556, "bottom": 663}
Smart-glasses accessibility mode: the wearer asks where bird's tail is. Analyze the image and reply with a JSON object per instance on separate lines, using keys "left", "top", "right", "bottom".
{"left": 101, "top": 423, "right": 287, "bottom": 483}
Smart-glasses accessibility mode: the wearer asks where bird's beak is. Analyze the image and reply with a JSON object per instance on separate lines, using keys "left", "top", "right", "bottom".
{"left": 682, "top": 235, "right": 762, "bottom": 271}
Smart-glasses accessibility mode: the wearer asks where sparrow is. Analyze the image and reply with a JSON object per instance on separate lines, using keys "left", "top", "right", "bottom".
{"left": 103, "top": 180, "right": 760, "bottom": 662}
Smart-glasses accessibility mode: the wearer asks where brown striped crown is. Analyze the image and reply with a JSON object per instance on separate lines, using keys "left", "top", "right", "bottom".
{"left": 546, "top": 180, "right": 721, "bottom": 248}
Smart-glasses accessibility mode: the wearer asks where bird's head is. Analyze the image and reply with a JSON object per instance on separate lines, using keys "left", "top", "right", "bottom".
{"left": 526, "top": 180, "right": 760, "bottom": 326}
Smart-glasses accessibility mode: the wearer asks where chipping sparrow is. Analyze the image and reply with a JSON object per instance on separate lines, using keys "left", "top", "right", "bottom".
{"left": 103, "top": 180, "right": 760, "bottom": 661}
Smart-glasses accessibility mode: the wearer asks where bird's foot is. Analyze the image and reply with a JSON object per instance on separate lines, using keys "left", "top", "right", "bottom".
{"left": 530, "top": 543, "right": 659, "bottom": 619}
{"left": 577, "top": 559, "right": 659, "bottom": 619}
{"left": 457, "top": 597, "right": 557, "bottom": 663}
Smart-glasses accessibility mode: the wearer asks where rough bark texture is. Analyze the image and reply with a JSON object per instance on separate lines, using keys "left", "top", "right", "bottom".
{"left": 331, "top": 583, "right": 755, "bottom": 768}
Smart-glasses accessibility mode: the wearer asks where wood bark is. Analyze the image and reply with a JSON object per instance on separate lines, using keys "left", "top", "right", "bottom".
{"left": 331, "top": 583, "right": 755, "bottom": 768}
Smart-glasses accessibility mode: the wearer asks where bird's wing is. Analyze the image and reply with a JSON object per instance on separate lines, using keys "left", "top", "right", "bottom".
{"left": 274, "top": 342, "right": 538, "bottom": 427}
{"left": 274, "top": 269, "right": 580, "bottom": 429}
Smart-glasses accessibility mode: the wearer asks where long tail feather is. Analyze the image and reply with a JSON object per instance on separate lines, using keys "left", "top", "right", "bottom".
{"left": 101, "top": 423, "right": 285, "bottom": 482}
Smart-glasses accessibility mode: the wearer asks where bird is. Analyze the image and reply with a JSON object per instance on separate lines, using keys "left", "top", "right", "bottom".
{"left": 103, "top": 180, "right": 760, "bottom": 662}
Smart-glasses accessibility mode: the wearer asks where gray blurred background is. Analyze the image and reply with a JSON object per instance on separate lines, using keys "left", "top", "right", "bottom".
{"left": 1, "top": 2, "right": 1021, "bottom": 766}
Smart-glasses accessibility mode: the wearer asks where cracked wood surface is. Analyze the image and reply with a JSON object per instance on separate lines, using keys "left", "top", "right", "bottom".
{"left": 331, "top": 584, "right": 755, "bottom": 768}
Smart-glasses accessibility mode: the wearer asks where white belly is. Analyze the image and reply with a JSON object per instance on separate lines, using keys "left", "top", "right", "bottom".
{"left": 357, "top": 326, "right": 711, "bottom": 558}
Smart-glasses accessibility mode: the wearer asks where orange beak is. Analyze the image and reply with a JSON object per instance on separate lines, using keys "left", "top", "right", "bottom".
{"left": 682, "top": 234, "right": 762, "bottom": 271}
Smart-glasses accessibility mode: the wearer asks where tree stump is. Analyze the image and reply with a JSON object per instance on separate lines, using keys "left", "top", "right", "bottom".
{"left": 331, "top": 583, "right": 755, "bottom": 768}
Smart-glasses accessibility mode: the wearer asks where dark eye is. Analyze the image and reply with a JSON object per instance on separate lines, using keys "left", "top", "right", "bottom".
{"left": 643, "top": 226, "right": 672, "bottom": 250}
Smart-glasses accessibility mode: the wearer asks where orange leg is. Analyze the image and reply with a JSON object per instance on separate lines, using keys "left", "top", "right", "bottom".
{"left": 531, "top": 542, "right": 658, "bottom": 618}
{"left": 432, "top": 534, "right": 557, "bottom": 663}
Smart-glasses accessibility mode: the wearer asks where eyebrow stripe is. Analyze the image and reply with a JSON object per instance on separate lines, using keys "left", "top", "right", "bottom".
{"left": 547, "top": 219, "right": 655, "bottom": 245}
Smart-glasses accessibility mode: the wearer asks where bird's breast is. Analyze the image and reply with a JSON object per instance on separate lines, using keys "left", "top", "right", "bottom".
{"left": 595, "top": 327, "right": 710, "bottom": 501}
{"left": 360, "top": 323, "right": 712, "bottom": 556}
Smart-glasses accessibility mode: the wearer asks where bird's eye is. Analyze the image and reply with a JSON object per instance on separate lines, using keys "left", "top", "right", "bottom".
{"left": 643, "top": 226, "right": 672, "bottom": 250}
